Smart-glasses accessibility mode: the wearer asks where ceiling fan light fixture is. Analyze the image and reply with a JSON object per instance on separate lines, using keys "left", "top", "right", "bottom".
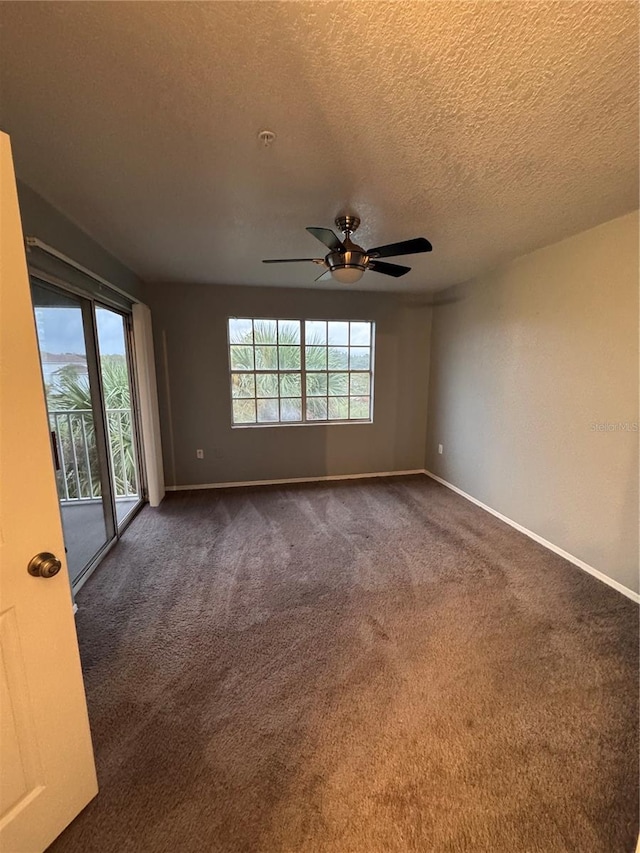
{"left": 327, "top": 249, "right": 367, "bottom": 284}
{"left": 330, "top": 265, "right": 366, "bottom": 284}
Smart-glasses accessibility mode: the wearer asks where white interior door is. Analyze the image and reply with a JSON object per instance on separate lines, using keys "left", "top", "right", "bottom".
{"left": 0, "top": 132, "right": 98, "bottom": 850}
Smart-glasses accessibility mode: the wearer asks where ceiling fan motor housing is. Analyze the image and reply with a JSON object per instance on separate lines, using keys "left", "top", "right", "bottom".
{"left": 330, "top": 220, "right": 367, "bottom": 282}
{"left": 327, "top": 249, "right": 367, "bottom": 272}
{"left": 330, "top": 220, "right": 367, "bottom": 271}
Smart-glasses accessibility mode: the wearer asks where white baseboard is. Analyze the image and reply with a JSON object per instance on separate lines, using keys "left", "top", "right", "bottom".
{"left": 165, "top": 467, "right": 638, "bottom": 603}
{"left": 166, "top": 469, "right": 424, "bottom": 492}
{"left": 424, "top": 470, "right": 639, "bottom": 604}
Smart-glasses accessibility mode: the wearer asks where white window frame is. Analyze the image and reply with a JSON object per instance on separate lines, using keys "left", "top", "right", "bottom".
{"left": 227, "top": 318, "right": 375, "bottom": 427}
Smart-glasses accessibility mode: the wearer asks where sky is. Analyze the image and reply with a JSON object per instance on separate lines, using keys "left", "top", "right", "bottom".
{"left": 35, "top": 306, "right": 126, "bottom": 356}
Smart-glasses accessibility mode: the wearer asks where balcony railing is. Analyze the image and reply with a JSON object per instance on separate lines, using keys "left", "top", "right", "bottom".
{"left": 50, "top": 408, "right": 139, "bottom": 503}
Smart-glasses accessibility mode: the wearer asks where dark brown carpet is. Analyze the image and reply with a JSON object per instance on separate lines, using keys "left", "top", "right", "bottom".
{"left": 49, "top": 476, "right": 639, "bottom": 853}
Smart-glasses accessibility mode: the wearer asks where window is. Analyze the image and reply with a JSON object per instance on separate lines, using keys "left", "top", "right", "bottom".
{"left": 228, "top": 318, "right": 374, "bottom": 426}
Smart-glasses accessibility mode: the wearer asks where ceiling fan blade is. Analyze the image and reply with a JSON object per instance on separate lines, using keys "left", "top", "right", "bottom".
{"left": 368, "top": 260, "right": 411, "bottom": 278}
{"left": 262, "top": 258, "right": 321, "bottom": 264}
{"left": 306, "top": 227, "right": 345, "bottom": 252}
{"left": 314, "top": 269, "right": 331, "bottom": 282}
{"left": 367, "top": 237, "right": 432, "bottom": 259}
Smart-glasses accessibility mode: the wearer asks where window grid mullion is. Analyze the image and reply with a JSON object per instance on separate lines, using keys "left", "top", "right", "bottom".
{"left": 301, "top": 321, "right": 307, "bottom": 423}
{"left": 230, "top": 317, "right": 372, "bottom": 426}
{"left": 252, "top": 318, "right": 257, "bottom": 422}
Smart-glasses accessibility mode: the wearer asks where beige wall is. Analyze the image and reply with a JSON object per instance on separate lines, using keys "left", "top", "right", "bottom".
{"left": 148, "top": 283, "right": 431, "bottom": 488}
{"left": 17, "top": 180, "right": 146, "bottom": 302}
{"left": 426, "top": 211, "right": 639, "bottom": 593}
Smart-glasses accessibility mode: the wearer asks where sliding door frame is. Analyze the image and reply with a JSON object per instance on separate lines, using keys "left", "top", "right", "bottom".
{"left": 29, "top": 266, "right": 147, "bottom": 592}
{"left": 82, "top": 293, "right": 118, "bottom": 545}
{"left": 97, "top": 303, "right": 147, "bottom": 533}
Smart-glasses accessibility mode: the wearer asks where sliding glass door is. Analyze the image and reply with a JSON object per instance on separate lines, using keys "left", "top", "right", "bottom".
{"left": 31, "top": 279, "right": 144, "bottom": 588}
{"left": 95, "top": 306, "right": 142, "bottom": 528}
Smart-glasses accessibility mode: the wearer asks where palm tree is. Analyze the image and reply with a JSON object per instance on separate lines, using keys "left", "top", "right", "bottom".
{"left": 47, "top": 357, "right": 137, "bottom": 499}
{"left": 230, "top": 320, "right": 365, "bottom": 422}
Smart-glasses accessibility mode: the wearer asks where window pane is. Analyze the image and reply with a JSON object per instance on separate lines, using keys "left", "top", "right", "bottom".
{"left": 329, "top": 397, "right": 349, "bottom": 420}
{"left": 257, "top": 399, "right": 279, "bottom": 422}
{"left": 233, "top": 399, "right": 256, "bottom": 423}
{"left": 328, "top": 372, "right": 348, "bottom": 395}
{"left": 279, "top": 372, "right": 301, "bottom": 397}
{"left": 279, "top": 346, "right": 300, "bottom": 369}
{"left": 256, "top": 373, "right": 279, "bottom": 397}
{"left": 253, "top": 319, "right": 277, "bottom": 343}
{"left": 305, "top": 345, "right": 327, "bottom": 370}
{"left": 350, "top": 322, "right": 370, "bottom": 346}
{"left": 230, "top": 345, "right": 254, "bottom": 370}
{"left": 255, "top": 345, "right": 278, "bottom": 369}
{"left": 328, "top": 346, "right": 348, "bottom": 369}
{"left": 231, "top": 373, "right": 255, "bottom": 398}
{"left": 278, "top": 320, "right": 300, "bottom": 344}
{"left": 328, "top": 321, "right": 349, "bottom": 345}
{"left": 229, "top": 316, "right": 374, "bottom": 427}
{"left": 350, "top": 373, "right": 370, "bottom": 395}
{"left": 229, "top": 318, "right": 253, "bottom": 344}
{"left": 306, "top": 373, "right": 327, "bottom": 396}
{"left": 306, "top": 320, "right": 327, "bottom": 344}
{"left": 349, "top": 396, "right": 370, "bottom": 419}
{"left": 280, "top": 398, "right": 302, "bottom": 422}
{"left": 350, "top": 347, "right": 370, "bottom": 370}
{"left": 306, "top": 397, "right": 328, "bottom": 420}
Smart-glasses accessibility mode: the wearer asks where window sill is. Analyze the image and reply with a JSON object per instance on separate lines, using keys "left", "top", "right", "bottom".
{"left": 231, "top": 419, "right": 374, "bottom": 429}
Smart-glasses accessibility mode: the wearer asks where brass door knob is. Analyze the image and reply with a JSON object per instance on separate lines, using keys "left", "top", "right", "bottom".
{"left": 28, "top": 552, "right": 62, "bottom": 579}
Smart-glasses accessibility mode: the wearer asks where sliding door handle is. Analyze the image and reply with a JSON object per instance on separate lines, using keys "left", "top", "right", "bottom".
{"left": 50, "top": 430, "right": 61, "bottom": 471}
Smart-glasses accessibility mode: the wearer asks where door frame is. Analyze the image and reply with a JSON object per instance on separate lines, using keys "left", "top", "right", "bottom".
{"left": 29, "top": 267, "right": 147, "bottom": 593}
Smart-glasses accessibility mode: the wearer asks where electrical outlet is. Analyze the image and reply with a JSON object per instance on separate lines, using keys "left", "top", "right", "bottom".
{"left": 196, "top": 449, "right": 204, "bottom": 459}
{"left": 438, "top": 444, "right": 443, "bottom": 455}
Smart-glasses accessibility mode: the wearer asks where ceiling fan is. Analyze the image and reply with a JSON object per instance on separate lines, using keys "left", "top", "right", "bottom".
{"left": 263, "top": 215, "right": 432, "bottom": 284}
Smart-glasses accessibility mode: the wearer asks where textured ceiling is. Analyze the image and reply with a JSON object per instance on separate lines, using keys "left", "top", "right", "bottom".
{"left": 0, "top": 1, "right": 638, "bottom": 293}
